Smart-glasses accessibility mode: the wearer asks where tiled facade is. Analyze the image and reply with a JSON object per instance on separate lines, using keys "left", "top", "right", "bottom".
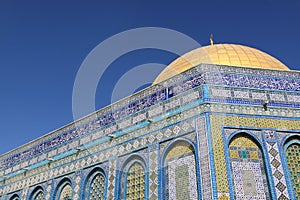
{"left": 125, "top": 162, "right": 145, "bottom": 199}
{"left": 163, "top": 141, "right": 198, "bottom": 199}
{"left": 286, "top": 143, "right": 300, "bottom": 198}
{"left": 0, "top": 63, "right": 300, "bottom": 199}
{"left": 89, "top": 173, "right": 105, "bottom": 199}
{"left": 229, "top": 134, "right": 270, "bottom": 199}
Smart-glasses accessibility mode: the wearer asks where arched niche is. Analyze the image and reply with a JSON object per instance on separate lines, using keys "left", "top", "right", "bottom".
{"left": 228, "top": 133, "right": 271, "bottom": 199}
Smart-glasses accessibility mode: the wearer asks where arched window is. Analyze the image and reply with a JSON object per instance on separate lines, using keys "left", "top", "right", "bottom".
{"left": 163, "top": 140, "right": 198, "bottom": 199}
{"left": 125, "top": 162, "right": 145, "bottom": 199}
{"left": 30, "top": 187, "right": 45, "bottom": 200}
{"left": 229, "top": 134, "right": 270, "bottom": 199}
{"left": 55, "top": 180, "right": 73, "bottom": 200}
{"left": 33, "top": 191, "right": 44, "bottom": 200}
{"left": 59, "top": 184, "right": 72, "bottom": 200}
{"left": 85, "top": 169, "right": 106, "bottom": 199}
{"left": 285, "top": 138, "right": 300, "bottom": 198}
{"left": 121, "top": 156, "right": 147, "bottom": 199}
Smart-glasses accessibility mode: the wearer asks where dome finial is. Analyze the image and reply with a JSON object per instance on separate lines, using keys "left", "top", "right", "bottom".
{"left": 210, "top": 33, "right": 214, "bottom": 45}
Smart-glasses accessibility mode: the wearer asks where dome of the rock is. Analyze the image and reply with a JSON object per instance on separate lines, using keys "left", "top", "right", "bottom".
{"left": 153, "top": 43, "right": 289, "bottom": 84}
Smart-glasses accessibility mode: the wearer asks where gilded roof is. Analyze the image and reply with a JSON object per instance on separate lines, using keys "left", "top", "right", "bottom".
{"left": 153, "top": 44, "right": 289, "bottom": 84}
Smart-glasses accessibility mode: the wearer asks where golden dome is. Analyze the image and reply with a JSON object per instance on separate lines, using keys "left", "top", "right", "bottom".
{"left": 153, "top": 44, "right": 289, "bottom": 84}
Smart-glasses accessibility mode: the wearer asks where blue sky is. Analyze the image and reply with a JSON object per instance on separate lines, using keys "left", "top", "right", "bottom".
{"left": 0, "top": 0, "right": 299, "bottom": 154}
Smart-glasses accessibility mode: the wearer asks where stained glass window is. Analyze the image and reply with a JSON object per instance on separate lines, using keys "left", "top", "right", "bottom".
{"left": 125, "top": 162, "right": 145, "bottom": 200}
{"left": 164, "top": 141, "right": 198, "bottom": 200}
{"left": 88, "top": 173, "right": 106, "bottom": 199}
{"left": 286, "top": 143, "right": 300, "bottom": 198}
{"left": 229, "top": 134, "right": 270, "bottom": 199}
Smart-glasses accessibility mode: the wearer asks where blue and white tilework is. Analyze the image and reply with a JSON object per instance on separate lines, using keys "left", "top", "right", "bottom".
{"left": 266, "top": 142, "right": 290, "bottom": 199}
{"left": 196, "top": 117, "right": 213, "bottom": 200}
{"left": 167, "top": 154, "right": 198, "bottom": 199}
{"left": 107, "top": 159, "right": 116, "bottom": 199}
{"left": 231, "top": 161, "right": 267, "bottom": 200}
{"left": 149, "top": 144, "right": 159, "bottom": 200}
{"left": 1, "top": 63, "right": 300, "bottom": 200}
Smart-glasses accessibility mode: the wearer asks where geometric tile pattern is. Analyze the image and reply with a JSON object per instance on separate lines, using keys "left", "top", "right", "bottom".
{"left": 0, "top": 113, "right": 298, "bottom": 200}
{"left": 125, "top": 162, "right": 145, "bottom": 200}
{"left": 89, "top": 173, "right": 105, "bottom": 199}
{"left": 229, "top": 134, "right": 270, "bottom": 199}
{"left": 265, "top": 130, "right": 277, "bottom": 140}
{"left": 210, "top": 116, "right": 230, "bottom": 193}
{"left": 224, "top": 128, "right": 262, "bottom": 142}
{"left": 107, "top": 159, "right": 116, "bottom": 199}
{"left": 4, "top": 58, "right": 300, "bottom": 200}
{"left": 1, "top": 70, "right": 200, "bottom": 169}
{"left": 286, "top": 143, "right": 300, "bottom": 199}
{"left": 59, "top": 184, "right": 72, "bottom": 200}
{"left": 46, "top": 182, "right": 52, "bottom": 200}
{"left": 266, "top": 142, "right": 290, "bottom": 199}
{"left": 74, "top": 174, "right": 81, "bottom": 200}
{"left": 196, "top": 117, "right": 213, "bottom": 200}
{"left": 2, "top": 112, "right": 298, "bottom": 200}
{"left": 167, "top": 154, "right": 198, "bottom": 200}
{"left": 218, "top": 193, "right": 230, "bottom": 200}
{"left": 211, "top": 88, "right": 232, "bottom": 98}
{"left": 5, "top": 59, "right": 299, "bottom": 175}
{"left": 0, "top": 119, "right": 194, "bottom": 196}
{"left": 165, "top": 145, "right": 194, "bottom": 161}
{"left": 231, "top": 161, "right": 267, "bottom": 199}
{"left": 3, "top": 61, "right": 300, "bottom": 177}
{"left": 277, "top": 132, "right": 291, "bottom": 144}
{"left": 210, "top": 115, "right": 300, "bottom": 194}
{"left": 164, "top": 141, "right": 197, "bottom": 199}
{"left": 149, "top": 144, "right": 159, "bottom": 200}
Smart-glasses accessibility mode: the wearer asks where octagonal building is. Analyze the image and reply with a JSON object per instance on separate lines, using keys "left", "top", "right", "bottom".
{"left": 0, "top": 43, "right": 299, "bottom": 200}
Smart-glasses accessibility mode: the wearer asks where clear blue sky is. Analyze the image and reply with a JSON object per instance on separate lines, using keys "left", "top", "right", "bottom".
{"left": 0, "top": 0, "right": 299, "bottom": 154}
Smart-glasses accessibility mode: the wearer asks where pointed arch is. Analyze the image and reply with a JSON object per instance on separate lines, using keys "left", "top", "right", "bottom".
{"left": 83, "top": 167, "right": 107, "bottom": 199}
{"left": 120, "top": 154, "right": 147, "bottom": 200}
{"left": 228, "top": 133, "right": 271, "bottom": 199}
{"left": 30, "top": 186, "right": 45, "bottom": 200}
{"left": 161, "top": 139, "right": 198, "bottom": 200}
{"left": 9, "top": 194, "right": 20, "bottom": 200}
{"left": 284, "top": 135, "right": 300, "bottom": 199}
{"left": 54, "top": 178, "right": 73, "bottom": 200}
